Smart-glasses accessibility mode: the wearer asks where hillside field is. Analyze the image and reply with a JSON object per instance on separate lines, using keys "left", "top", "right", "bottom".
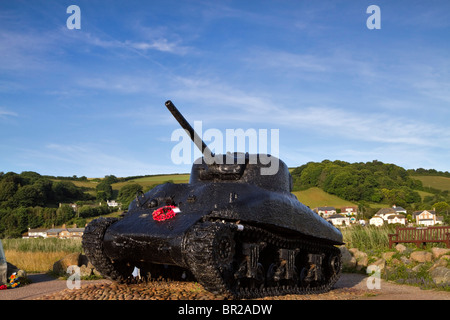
{"left": 291, "top": 187, "right": 357, "bottom": 209}
{"left": 63, "top": 174, "right": 191, "bottom": 195}
{"left": 112, "top": 174, "right": 190, "bottom": 191}
{"left": 412, "top": 175, "right": 450, "bottom": 192}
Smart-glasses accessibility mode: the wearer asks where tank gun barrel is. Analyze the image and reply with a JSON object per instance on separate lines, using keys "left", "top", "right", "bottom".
{"left": 165, "top": 100, "right": 214, "bottom": 158}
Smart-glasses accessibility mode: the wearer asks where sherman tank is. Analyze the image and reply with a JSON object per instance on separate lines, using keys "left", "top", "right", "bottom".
{"left": 82, "top": 100, "right": 343, "bottom": 299}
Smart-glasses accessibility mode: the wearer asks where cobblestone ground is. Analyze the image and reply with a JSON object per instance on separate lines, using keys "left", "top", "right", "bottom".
{"left": 34, "top": 273, "right": 450, "bottom": 301}
{"left": 0, "top": 273, "right": 440, "bottom": 300}
{"left": 35, "top": 276, "right": 368, "bottom": 300}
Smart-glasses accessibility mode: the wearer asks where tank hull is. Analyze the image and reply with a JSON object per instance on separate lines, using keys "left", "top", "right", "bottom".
{"left": 102, "top": 181, "right": 343, "bottom": 268}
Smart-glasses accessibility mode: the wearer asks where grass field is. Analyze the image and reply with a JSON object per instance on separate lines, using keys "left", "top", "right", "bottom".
{"left": 412, "top": 175, "right": 450, "bottom": 192}
{"left": 111, "top": 174, "right": 190, "bottom": 191}
{"left": 416, "top": 190, "right": 435, "bottom": 200}
{"left": 4, "top": 250, "right": 74, "bottom": 273}
{"left": 54, "top": 174, "right": 191, "bottom": 196}
{"left": 292, "top": 187, "right": 357, "bottom": 209}
{"left": 2, "top": 238, "right": 83, "bottom": 273}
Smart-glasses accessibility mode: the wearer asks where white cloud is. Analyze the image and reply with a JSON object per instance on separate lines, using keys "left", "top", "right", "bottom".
{"left": 171, "top": 77, "right": 282, "bottom": 115}
{"left": 169, "top": 75, "right": 450, "bottom": 150}
{"left": 277, "top": 105, "right": 449, "bottom": 147}
{"left": 0, "top": 107, "right": 18, "bottom": 118}
{"left": 76, "top": 31, "right": 189, "bottom": 55}
{"left": 126, "top": 38, "right": 187, "bottom": 54}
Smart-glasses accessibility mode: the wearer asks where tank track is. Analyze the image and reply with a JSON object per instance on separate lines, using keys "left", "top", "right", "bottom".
{"left": 82, "top": 217, "right": 133, "bottom": 282}
{"left": 183, "top": 220, "right": 342, "bottom": 299}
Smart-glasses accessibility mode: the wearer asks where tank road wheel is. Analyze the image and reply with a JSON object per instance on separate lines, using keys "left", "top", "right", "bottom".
{"left": 233, "top": 242, "right": 267, "bottom": 293}
{"left": 325, "top": 248, "right": 342, "bottom": 282}
{"left": 183, "top": 221, "right": 237, "bottom": 297}
{"left": 266, "top": 248, "right": 299, "bottom": 287}
{"left": 82, "top": 217, "right": 133, "bottom": 282}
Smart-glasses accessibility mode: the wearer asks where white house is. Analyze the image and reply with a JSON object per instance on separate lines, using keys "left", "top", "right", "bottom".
{"left": 369, "top": 216, "right": 384, "bottom": 227}
{"left": 107, "top": 200, "right": 120, "bottom": 208}
{"left": 412, "top": 210, "right": 443, "bottom": 226}
{"left": 327, "top": 214, "right": 350, "bottom": 226}
{"left": 386, "top": 214, "right": 406, "bottom": 225}
{"left": 314, "top": 206, "right": 337, "bottom": 219}
{"left": 25, "top": 228, "right": 48, "bottom": 238}
{"left": 370, "top": 206, "right": 408, "bottom": 227}
{"left": 341, "top": 206, "right": 358, "bottom": 216}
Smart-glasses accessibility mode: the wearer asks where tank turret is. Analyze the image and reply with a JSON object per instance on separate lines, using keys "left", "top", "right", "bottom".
{"left": 82, "top": 100, "right": 343, "bottom": 299}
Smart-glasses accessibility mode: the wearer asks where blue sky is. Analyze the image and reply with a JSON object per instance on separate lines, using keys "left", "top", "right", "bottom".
{"left": 1, "top": 0, "right": 449, "bottom": 177}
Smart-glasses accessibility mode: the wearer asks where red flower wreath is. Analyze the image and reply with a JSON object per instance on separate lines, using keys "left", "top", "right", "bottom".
{"left": 152, "top": 205, "right": 179, "bottom": 221}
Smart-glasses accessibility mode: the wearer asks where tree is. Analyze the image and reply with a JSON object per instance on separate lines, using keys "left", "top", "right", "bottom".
{"left": 0, "top": 180, "right": 17, "bottom": 202}
{"left": 19, "top": 171, "right": 43, "bottom": 185}
{"left": 56, "top": 204, "right": 75, "bottom": 225}
{"left": 118, "top": 183, "right": 143, "bottom": 208}
{"left": 13, "top": 185, "right": 45, "bottom": 207}
{"left": 433, "top": 201, "right": 449, "bottom": 215}
{"left": 96, "top": 181, "right": 113, "bottom": 202}
{"left": 52, "top": 181, "right": 85, "bottom": 202}
{"left": 103, "top": 175, "right": 119, "bottom": 185}
{"left": 290, "top": 160, "right": 426, "bottom": 205}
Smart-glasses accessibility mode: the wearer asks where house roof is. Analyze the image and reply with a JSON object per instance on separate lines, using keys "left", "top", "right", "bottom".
{"left": 387, "top": 214, "right": 405, "bottom": 219}
{"left": 328, "top": 214, "right": 347, "bottom": 219}
{"left": 46, "top": 228, "right": 65, "bottom": 234}
{"left": 47, "top": 227, "right": 85, "bottom": 233}
{"left": 316, "top": 206, "right": 336, "bottom": 211}
{"left": 375, "top": 207, "right": 396, "bottom": 216}
{"left": 28, "top": 228, "right": 48, "bottom": 233}
{"left": 412, "top": 210, "right": 436, "bottom": 218}
{"left": 67, "top": 228, "right": 85, "bottom": 232}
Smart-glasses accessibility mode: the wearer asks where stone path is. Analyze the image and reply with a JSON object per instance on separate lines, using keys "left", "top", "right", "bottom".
{"left": 0, "top": 273, "right": 109, "bottom": 300}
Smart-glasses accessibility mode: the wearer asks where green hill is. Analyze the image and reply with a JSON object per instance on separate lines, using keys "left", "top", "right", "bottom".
{"left": 412, "top": 175, "right": 450, "bottom": 192}
{"left": 292, "top": 187, "right": 357, "bottom": 209}
{"left": 111, "top": 174, "right": 190, "bottom": 192}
